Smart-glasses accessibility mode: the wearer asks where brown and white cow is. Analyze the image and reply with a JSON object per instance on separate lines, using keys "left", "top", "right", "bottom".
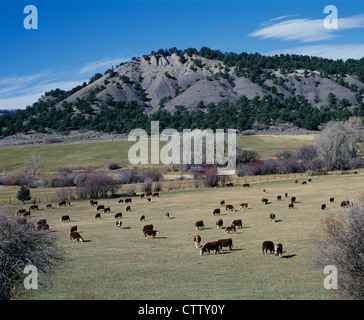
{"left": 59, "top": 200, "right": 67, "bottom": 207}
{"left": 231, "top": 219, "right": 242, "bottom": 228}
{"left": 70, "top": 225, "right": 77, "bottom": 233}
{"left": 140, "top": 215, "right": 145, "bottom": 221}
{"left": 217, "top": 238, "right": 233, "bottom": 251}
{"left": 29, "top": 204, "right": 38, "bottom": 210}
{"left": 118, "top": 199, "right": 124, "bottom": 204}
{"left": 262, "top": 241, "right": 275, "bottom": 254}
{"left": 213, "top": 208, "right": 221, "bottom": 216}
{"left": 274, "top": 243, "right": 283, "bottom": 258}
{"left": 242, "top": 183, "right": 250, "bottom": 187}
{"left": 165, "top": 212, "right": 170, "bottom": 218}
{"left": 16, "top": 209, "right": 26, "bottom": 215}
{"left": 152, "top": 192, "right": 159, "bottom": 197}
{"left": 46, "top": 203, "right": 52, "bottom": 209}
{"left": 22, "top": 211, "right": 31, "bottom": 218}
{"left": 60, "top": 215, "right": 71, "bottom": 222}
{"left": 90, "top": 200, "right": 98, "bottom": 206}
{"left": 116, "top": 220, "right": 122, "bottom": 228}
{"left": 216, "top": 219, "right": 223, "bottom": 229}
{"left": 143, "top": 224, "right": 153, "bottom": 231}
{"left": 143, "top": 229, "right": 160, "bottom": 238}
{"left": 225, "top": 204, "right": 235, "bottom": 212}
{"left": 200, "top": 241, "right": 220, "bottom": 255}
{"left": 195, "top": 220, "right": 205, "bottom": 230}
{"left": 269, "top": 213, "right": 276, "bottom": 222}
{"left": 115, "top": 212, "right": 122, "bottom": 219}
{"left": 220, "top": 200, "right": 225, "bottom": 205}
{"left": 103, "top": 207, "right": 111, "bottom": 213}
{"left": 239, "top": 202, "right": 248, "bottom": 209}
{"left": 96, "top": 205, "right": 104, "bottom": 211}
{"left": 329, "top": 197, "right": 335, "bottom": 203}
{"left": 70, "top": 231, "right": 83, "bottom": 242}
{"left": 288, "top": 203, "right": 294, "bottom": 209}
{"left": 95, "top": 213, "right": 101, "bottom": 219}
{"left": 225, "top": 225, "right": 236, "bottom": 234}
{"left": 340, "top": 200, "right": 350, "bottom": 208}
{"left": 321, "top": 204, "right": 326, "bottom": 210}
{"left": 193, "top": 235, "right": 201, "bottom": 248}
{"left": 261, "top": 198, "right": 268, "bottom": 205}
{"left": 125, "top": 198, "right": 132, "bottom": 204}
{"left": 125, "top": 206, "right": 131, "bottom": 212}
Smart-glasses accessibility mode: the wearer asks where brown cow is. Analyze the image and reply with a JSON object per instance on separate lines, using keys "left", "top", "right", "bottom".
{"left": 225, "top": 225, "right": 236, "bottom": 234}
{"left": 216, "top": 219, "right": 223, "bottom": 229}
{"left": 140, "top": 193, "right": 145, "bottom": 198}
{"left": 231, "top": 219, "right": 242, "bottom": 228}
{"left": 140, "top": 215, "right": 145, "bottom": 221}
{"left": 321, "top": 204, "right": 326, "bottom": 210}
{"left": 59, "top": 200, "right": 67, "bottom": 207}
{"left": 239, "top": 203, "right": 248, "bottom": 209}
{"left": 103, "top": 207, "right": 111, "bottom": 213}
{"left": 226, "top": 183, "right": 233, "bottom": 187}
{"left": 302, "top": 181, "right": 307, "bottom": 185}
{"left": 46, "top": 203, "right": 52, "bottom": 209}
{"left": 288, "top": 203, "right": 294, "bottom": 209}
{"left": 96, "top": 205, "right": 104, "bottom": 211}
{"left": 70, "top": 231, "right": 83, "bottom": 242}
{"left": 125, "top": 206, "right": 131, "bottom": 212}
{"left": 22, "top": 211, "right": 31, "bottom": 218}
{"left": 277, "top": 195, "right": 282, "bottom": 201}
{"left": 242, "top": 183, "right": 250, "bottom": 187}
{"left": 225, "top": 204, "right": 235, "bottom": 211}
{"left": 213, "top": 208, "right": 221, "bottom": 216}
{"left": 195, "top": 220, "right": 204, "bottom": 230}
{"left": 143, "top": 229, "right": 160, "bottom": 238}
{"left": 16, "top": 209, "right": 26, "bottom": 215}
{"left": 194, "top": 235, "right": 201, "bottom": 248}
{"left": 200, "top": 241, "right": 220, "bottom": 255}
{"left": 115, "top": 212, "right": 122, "bottom": 219}
{"left": 274, "top": 243, "right": 283, "bottom": 258}
{"left": 95, "top": 213, "right": 101, "bottom": 219}
{"left": 125, "top": 198, "right": 132, "bottom": 204}
{"left": 262, "top": 198, "right": 268, "bottom": 205}
{"left": 340, "top": 200, "right": 350, "bottom": 208}
{"left": 70, "top": 225, "right": 77, "bottom": 233}
{"left": 262, "top": 241, "right": 275, "bottom": 254}
{"left": 118, "top": 199, "right": 124, "bottom": 204}
{"left": 220, "top": 200, "right": 225, "bottom": 205}
{"left": 143, "top": 224, "right": 153, "bottom": 231}
{"left": 152, "top": 192, "right": 159, "bottom": 197}
{"left": 60, "top": 215, "right": 71, "bottom": 222}
{"left": 147, "top": 197, "right": 151, "bottom": 202}
{"left": 116, "top": 220, "right": 122, "bottom": 228}
{"left": 217, "top": 238, "right": 233, "bottom": 251}
{"left": 165, "top": 212, "right": 170, "bottom": 218}
{"left": 270, "top": 213, "right": 276, "bottom": 222}
{"left": 90, "top": 200, "right": 98, "bottom": 206}
{"left": 29, "top": 204, "right": 38, "bottom": 210}
{"left": 329, "top": 197, "right": 335, "bottom": 203}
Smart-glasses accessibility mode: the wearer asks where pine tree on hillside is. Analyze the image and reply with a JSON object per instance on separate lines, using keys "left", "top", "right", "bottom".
{"left": 16, "top": 186, "right": 31, "bottom": 204}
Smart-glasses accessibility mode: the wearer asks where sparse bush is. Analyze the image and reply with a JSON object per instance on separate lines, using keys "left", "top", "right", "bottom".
{"left": 4, "top": 172, "right": 28, "bottom": 186}
{"left": 204, "top": 166, "right": 219, "bottom": 187}
{"left": 76, "top": 172, "right": 117, "bottom": 199}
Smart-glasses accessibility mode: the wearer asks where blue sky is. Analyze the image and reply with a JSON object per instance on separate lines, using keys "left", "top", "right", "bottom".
{"left": 0, "top": 0, "right": 364, "bottom": 109}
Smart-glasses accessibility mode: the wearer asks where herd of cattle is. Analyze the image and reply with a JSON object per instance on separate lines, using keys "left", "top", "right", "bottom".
{"left": 14, "top": 178, "right": 352, "bottom": 258}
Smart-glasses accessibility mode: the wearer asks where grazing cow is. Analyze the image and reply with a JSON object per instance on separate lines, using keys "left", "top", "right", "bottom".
{"left": 285, "top": 192, "right": 288, "bottom": 198}
{"left": 140, "top": 215, "right": 145, "bottom": 221}
{"left": 262, "top": 241, "right": 275, "bottom": 254}
{"left": 95, "top": 213, "right": 101, "bottom": 219}
{"left": 220, "top": 200, "right": 225, "bottom": 205}
{"left": 239, "top": 203, "right": 248, "bottom": 209}
{"left": 291, "top": 196, "right": 296, "bottom": 203}
{"left": 29, "top": 204, "right": 38, "bottom": 210}
{"left": 216, "top": 219, "right": 223, "bottom": 229}
{"left": 193, "top": 235, "right": 201, "bottom": 248}
{"left": 70, "top": 231, "right": 83, "bottom": 242}
{"left": 321, "top": 204, "right": 326, "bottom": 210}
{"left": 60, "top": 215, "right": 71, "bottom": 222}
{"left": 195, "top": 220, "right": 204, "bottom": 230}
{"left": 340, "top": 200, "right": 350, "bottom": 208}
{"left": 22, "top": 211, "right": 31, "bottom": 218}
{"left": 70, "top": 225, "right": 77, "bottom": 233}
{"left": 213, "top": 208, "right": 221, "bottom": 216}
{"left": 96, "top": 205, "right": 104, "bottom": 211}
{"left": 37, "top": 223, "right": 49, "bottom": 231}
{"left": 125, "top": 198, "right": 132, "bottom": 204}
{"left": 200, "top": 241, "right": 220, "bottom": 255}
{"left": 165, "top": 212, "right": 169, "bottom": 218}
{"left": 118, "top": 199, "right": 124, "bottom": 204}
{"left": 329, "top": 197, "right": 335, "bottom": 203}
{"left": 226, "top": 183, "right": 233, "bottom": 187}
{"left": 59, "top": 201, "right": 67, "bottom": 207}
{"left": 103, "top": 207, "right": 111, "bottom": 213}
{"left": 114, "top": 212, "right": 122, "bottom": 219}
{"left": 274, "top": 243, "right": 283, "bottom": 258}
{"left": 146, "top": 192, "right": 152, "bottom": 196}
{"left": 242, "top": 183, "right": 250, "bottom": 188}
{"left": 125, "top": 205, "right": 131, "bottom": 212}
{"left": 261, "top": 198, "right": 268, "bottom": 204}
{"left": 270, "top": 213, "right": 276, "bottom": 222}
{"left": 288, "top": 203, "right": 294, "bottom": 209}
{"left": 152, "top": 192, "right": 159, "bottom": 197}
{"left": 143, "top": 229, "right": 160, "bottom": 238}
{"left": 225, "top": 204, "right": 235, "bottom": 211}
{"left": 147, "top": 197, "right": 151, "bottom": 202}
{"left": 116, "top": 220, "right": 122, "bottom": 228}
{"left": 217, "top": 238, "right": 233, "bottom": 251}
{"left": 46, "top": 203, "right": 52, "bottom": 209}
{"left": 277, "top": 195, "right": 282, "bottom": 201}
{"left": 16, "top": 209, "right": 26, "bottom": 215}
{"left": 90, "top": 200, "right": 98, "bottom": 206}
{"left": 143, "top": 224, "right": 153, "bottom": 231}
{"left": 225, "top": 225, "right": 236, "bottom": 234}
{"left": 231, "top": 219, "right": 242, "bottom": 228}
{"left": 302, "top": 181, "right": 307, "bottom": 185}
{"left": 308, "top": 178, "right": 312, "bottom": 182}
{"left": 295, "top": 180, "right": 298, "bottom": 183}
{"left": 140, "top": 193, "right": 145, "bottom": 198}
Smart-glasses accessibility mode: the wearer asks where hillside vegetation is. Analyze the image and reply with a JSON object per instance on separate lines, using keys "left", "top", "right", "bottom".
{"left": 1, "top": 48, "right": 364, "bottom": 136}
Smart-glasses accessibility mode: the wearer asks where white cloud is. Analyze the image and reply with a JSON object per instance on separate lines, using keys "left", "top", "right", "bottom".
{"left": 264, "top": 44, "right": 364, "bottom": 61}
{"left": 79, "top": 57, "right": 130, "bottom": 74}
{"left": 250, "top": 14, "right": 364, "bottom": 43}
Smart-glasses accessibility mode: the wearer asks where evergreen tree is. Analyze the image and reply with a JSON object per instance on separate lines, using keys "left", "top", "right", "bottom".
{"left": 16, "top": 186, "right": 31, "bottom": 204}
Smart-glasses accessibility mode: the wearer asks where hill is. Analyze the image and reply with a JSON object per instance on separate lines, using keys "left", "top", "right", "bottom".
{"left": 1, "top": 47, "right": 364, "bottom": 136}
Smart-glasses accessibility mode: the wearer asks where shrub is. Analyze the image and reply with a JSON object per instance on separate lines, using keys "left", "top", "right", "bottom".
{"left": 76, "top": 172, "right": 117, "bottom": 200}
{"left": 4, "top": 172, "right": 28, "bottom": 186}
{"left": 107, "top": 161, "right": 120, "bottom": 170}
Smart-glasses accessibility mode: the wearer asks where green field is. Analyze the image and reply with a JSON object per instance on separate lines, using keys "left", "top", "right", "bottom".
{"left": 0, "top": 134, "right": 316, "bottom": 174}
{"left": 9, "top": 172, "right": 361, "bottom": 300}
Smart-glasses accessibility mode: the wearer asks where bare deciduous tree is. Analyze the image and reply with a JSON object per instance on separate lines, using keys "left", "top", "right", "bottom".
{"left": 0, "top": 209, "right": 66, "bottom": 300}
{"left": 312, "top": 202, "right": 364, "bottom": 299}
{"left": 24, "top": 155, "right": 46, "bottom": 181}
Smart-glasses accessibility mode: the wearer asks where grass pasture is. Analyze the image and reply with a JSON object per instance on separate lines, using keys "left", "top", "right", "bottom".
{"left": 12, "top": 172, "right": 363, "bottom": 300}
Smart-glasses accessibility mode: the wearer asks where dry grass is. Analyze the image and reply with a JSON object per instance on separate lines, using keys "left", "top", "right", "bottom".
{"left": 7, "top": 172, "right": 363, "bottom": 300}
